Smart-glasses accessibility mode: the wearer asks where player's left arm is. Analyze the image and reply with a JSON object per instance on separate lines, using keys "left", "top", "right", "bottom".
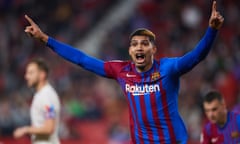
{"left": 24, "top": 103, "right": 57, "bottom": 135}
{"left": 175, "top": 1, "right": 224, "bottom": 75}
{"left": 14, "top": 102, "right": 57, "bottom": 138}
{"left": 14, "top": 119, "right": 55, "bottom": 138}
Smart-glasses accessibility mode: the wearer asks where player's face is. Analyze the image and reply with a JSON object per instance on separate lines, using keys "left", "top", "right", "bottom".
{"left": 129, "top": 35, "right": 156, "bottom": 72}
{"left": 203, "top": 99, "right": 225, "bottom": 124}
{"left": 25, "top": 63, "right": 41, "bottom": 88}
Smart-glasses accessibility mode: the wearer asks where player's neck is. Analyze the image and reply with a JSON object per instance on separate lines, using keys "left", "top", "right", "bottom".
{"left": 136, "top": 59, "right": 154, "bottom": 73}
{"left": 218, "top": 110, "right": 228, "bottom": 127}
{"left": 36, "top": 80, "right": 48, "bottom": 92}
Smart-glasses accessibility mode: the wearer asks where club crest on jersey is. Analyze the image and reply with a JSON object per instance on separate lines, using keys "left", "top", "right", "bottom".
{"left": 151, "top": 72, "right": 160, "bottom": 81}
{"left": 231, "top": 131, "right": 239, "bottom": 138}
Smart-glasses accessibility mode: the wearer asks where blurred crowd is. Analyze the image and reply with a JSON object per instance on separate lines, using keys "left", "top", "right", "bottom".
{"left": 0, "top": 0, "right": 240, "bottom": 143}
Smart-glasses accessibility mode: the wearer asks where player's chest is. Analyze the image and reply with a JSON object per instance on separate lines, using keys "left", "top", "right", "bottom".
{"left": 118, "top": 71, "right": 162, "bottom": 83}
{"left": 30, "top": 96, "right": 44, "bottom": 115}
{"left": 118, "top": 71, "right": 164, "bottom": 96}
{"left": 210, "top": 125, "right": 240, "bottom": 143}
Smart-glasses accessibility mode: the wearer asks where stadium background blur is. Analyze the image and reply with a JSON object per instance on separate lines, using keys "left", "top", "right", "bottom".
{"left": 0, "top": 0, "right": 239, "bottom": 144}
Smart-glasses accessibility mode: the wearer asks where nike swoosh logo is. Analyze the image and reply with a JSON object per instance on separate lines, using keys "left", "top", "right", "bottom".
{"left": 211, "top": 137, "right": 218, "bottom": 143}
{"left": 126, "top": 73, "right": 136, "bottom": 77}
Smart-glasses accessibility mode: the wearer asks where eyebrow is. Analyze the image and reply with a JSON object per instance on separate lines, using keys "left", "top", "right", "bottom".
{"left": 131, "top": 39, "right": 150, "bottom": 42}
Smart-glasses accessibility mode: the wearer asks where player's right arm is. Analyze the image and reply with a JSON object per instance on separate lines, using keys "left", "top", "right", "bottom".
{"left": 24, "top": 15, "right": 106, "bottom": 77}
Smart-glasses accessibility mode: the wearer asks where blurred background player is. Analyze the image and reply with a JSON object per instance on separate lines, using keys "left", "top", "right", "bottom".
{"left": 200, "top": 91, "right": 240, "bottom": 144}
{"left": 23, "top": 1, "right": 223, "bottom": 143}
{"left": 13, "top": 58, "right": 61, "bottom": 144}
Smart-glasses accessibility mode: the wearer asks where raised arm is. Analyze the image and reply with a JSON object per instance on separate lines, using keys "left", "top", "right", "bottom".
{"left": 24, "top": 15, "right": 106, "bottom": 77}
{"left": 175, "top": 1, "right": 224, "bottom": 75}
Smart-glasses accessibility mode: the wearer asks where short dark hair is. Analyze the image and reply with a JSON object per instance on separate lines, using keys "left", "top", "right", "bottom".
{"left": 29, "top": 58, "right": 49, "bottom": 76}
{"left": 203, "top": 91, "right": 223, "bottom": 103}
{"left": 129, "top": 28, "right": 156, "bottom": 44}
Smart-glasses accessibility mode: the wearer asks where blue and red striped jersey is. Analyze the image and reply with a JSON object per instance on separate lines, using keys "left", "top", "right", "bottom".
{"left": 47, "top": 27, "right": 218, "bottom": 143}
{"left": 201, "top": 112, "right": 240, "bottom": 144}
{"left": 104, "top": 59, "right": 187, "bottom": 143}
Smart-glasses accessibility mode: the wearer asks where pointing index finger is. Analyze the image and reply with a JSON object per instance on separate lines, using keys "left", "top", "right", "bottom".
{"left": 212, "top": 1, "right": 217, "bottom": 13}
{"left": 25, "top": 15, "right": 35, "bottom": 25}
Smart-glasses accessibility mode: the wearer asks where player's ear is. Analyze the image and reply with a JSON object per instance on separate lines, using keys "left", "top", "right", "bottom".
{"left": 152, "top": 45, "right": 157, "bottom": 55}
{"left": 221, "top": 99, "right": 227, "bottom": 109}
{"left": 128, "top": 46, "right": 132, "bottom": 56}
{"left": 40, "top": 70, "right": 47, "bottom": 80}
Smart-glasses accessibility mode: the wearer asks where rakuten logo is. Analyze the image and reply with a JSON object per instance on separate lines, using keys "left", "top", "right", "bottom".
{"left": 125, "top": 84, "right": 160, "bottom": 96}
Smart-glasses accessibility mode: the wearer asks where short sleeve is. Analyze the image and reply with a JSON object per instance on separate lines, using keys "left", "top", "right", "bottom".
{"left": 40, "top": 98, "right": 58, "bottom": 119}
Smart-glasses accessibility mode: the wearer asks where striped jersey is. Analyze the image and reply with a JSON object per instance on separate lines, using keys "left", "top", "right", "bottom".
{"left": 47, "top": 27, "right": 218, "bottom": 143}
{"left": 200, "top": 112, "right": 240, "bottom": 144}
{"left": 104, "top": 59, "right": 187, "bottom": 143}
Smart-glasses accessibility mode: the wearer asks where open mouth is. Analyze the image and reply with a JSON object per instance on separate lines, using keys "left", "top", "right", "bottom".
{"left": 135, "top": 53, "right": 145, "bottom": 63}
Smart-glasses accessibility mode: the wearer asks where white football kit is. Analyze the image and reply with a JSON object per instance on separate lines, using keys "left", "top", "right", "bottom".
{"left": 30, "top": 83, "right": 60, "bottom": 144}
